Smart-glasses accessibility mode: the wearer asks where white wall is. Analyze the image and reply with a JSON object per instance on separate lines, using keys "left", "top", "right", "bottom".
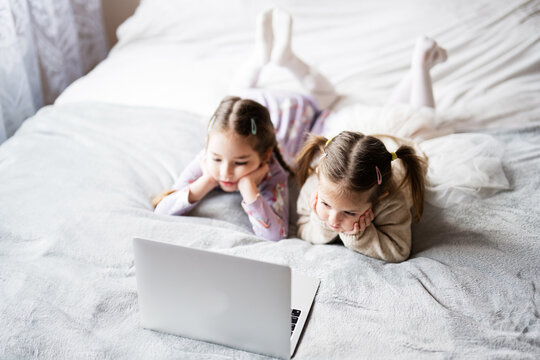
{"left": 102, "top": 0, "right": 140, "bottom": 49}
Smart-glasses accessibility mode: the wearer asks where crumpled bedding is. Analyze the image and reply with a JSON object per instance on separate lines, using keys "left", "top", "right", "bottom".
{"left": 0, "top": 103, "right": 538, "bottom": 359}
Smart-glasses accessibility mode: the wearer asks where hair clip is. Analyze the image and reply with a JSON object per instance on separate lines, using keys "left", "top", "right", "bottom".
{"left": 207, "top": 115, "right": 216, "bottom": 131}
{"left": 391, "top": 152, "right": 398, "bottom": 161}
{"left": 375, "top": 166, "right": 382, "bottom": 185}
{"left": 250, "top": 118, "right": 257, "bottom": 135}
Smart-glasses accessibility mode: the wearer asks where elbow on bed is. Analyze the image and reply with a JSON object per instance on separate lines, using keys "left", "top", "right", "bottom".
{"left": 384, "top": 253, "right": 410, "bottom": 263}
{"left": 382, "top": 245, "right": 411, "bottom": 263}
{"left": 256, "top": 229, "right": 287, "bottom": 242}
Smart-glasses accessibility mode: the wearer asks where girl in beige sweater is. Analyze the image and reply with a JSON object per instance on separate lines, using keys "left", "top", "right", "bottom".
{"left": 294, "top": 36, "right": 448, "bottom": 263}
{"left": 295, "top": 133, "right": 427, "bottom": 262}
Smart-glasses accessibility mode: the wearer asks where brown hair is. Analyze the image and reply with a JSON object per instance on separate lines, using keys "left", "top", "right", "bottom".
{"left": 152, "top": 96, "right": 291, "bottom": 208}
{"left": 207, "top": 96, "right": 292, "bottom": 174}
{"left": 295, "top": 131, "right": 427, "bottom": 222}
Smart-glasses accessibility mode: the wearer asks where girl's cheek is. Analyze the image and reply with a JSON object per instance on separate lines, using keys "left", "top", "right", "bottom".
{"left": 209, "top": 167, "right": 219, "bottom": 179}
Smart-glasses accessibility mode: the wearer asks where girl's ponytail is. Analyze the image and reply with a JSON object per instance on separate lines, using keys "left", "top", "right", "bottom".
{"left": 273, "top": 145, "right": 294, "bottom": 177}
{"left": 295, "top": 134, "right": 327, "bottom": 186}
{"left": 394, "top": 145, "right": 427, "bottom": 222}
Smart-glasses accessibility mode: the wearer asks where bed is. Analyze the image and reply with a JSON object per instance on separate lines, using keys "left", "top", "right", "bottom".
{"left": 1, "top": 0, "right": 539, "bottom": 358}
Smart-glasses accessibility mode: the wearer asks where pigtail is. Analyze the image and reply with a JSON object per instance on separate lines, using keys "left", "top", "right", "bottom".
{"left": 295, "top": 134, "right": 327, "bottom": 186}
{"left": 395, "top": 145, "right": 428, "bottom": 222}
{"left": 272, "top": 145, "right": 294, "bottom": 177}
{"left": 152, "top": 189, "right": 177, "bottom": 208}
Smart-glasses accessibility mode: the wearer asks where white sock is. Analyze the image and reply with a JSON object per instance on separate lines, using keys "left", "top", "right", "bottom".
{"left": 410, "top": 36, "right": 448, "bottom": 108}
{"left": 412, "top": 36, "right": 447, "bottom": 69}
{"left": 388, "top": 36, "right": 448, "bottom": 107}
{"left": 229, "top": 9, "right": 273, "bottom": 91}
{"left": 254, "top": 8, "right": 274, "bottom": 67}
{"left": 270, "top": 8, "right": 294, "bottom": 66}
{"left": 270, "top": 8, "right": 337, "bottom": 109}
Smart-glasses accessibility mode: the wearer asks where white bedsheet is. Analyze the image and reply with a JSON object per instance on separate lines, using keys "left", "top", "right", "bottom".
{"left": 1, "top": 103, "right": 539, "bottom": 359}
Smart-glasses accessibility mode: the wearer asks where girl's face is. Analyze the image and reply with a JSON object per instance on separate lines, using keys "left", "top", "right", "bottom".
{"left": 206, "top": 130, "right": 265, "bottom": 192}
{"left": 315, "top": 174, "right": 373, "bottom": 233}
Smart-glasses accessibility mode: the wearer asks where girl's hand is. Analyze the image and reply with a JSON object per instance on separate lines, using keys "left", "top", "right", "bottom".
{"left": 343, "top": 208, "right": 374, "bottom": 235}
{"left": 237, "top": 163, "right": 270, "bottom": 203}
{"left": 200, "top": 156, "right": 219, "bottom": 187}
{"left": 357, "top": 208, "right": 374, "bottom": 232}
{"left": 238, "top": 163, "right": 269, "bottom": 189}
{"left": 187, "top": 156, "right": 219, "bottom": 203}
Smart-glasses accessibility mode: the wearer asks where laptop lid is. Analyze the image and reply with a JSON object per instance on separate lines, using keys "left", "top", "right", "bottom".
{"left": 133, "top": 238, "right": 291, "bottom": 360}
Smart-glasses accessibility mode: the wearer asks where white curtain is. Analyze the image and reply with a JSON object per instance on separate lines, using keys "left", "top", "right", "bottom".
{"left": 0, "top": 0, "right": 108, "bottom": 144}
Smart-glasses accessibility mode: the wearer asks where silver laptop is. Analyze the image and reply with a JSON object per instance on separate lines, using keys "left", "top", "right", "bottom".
{"left": 133, "top": 238, "right": 320, "bottom": 359}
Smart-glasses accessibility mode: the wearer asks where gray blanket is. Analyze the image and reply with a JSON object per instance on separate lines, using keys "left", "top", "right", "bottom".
{"left": 1, "top": 103, "right": 539, "bottom": 359}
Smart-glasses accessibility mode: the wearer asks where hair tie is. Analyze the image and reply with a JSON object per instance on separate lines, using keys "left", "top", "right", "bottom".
{"left": 321, "top": 135, "right": 335, "bottom": 159}
{"left": 375, "top": 166, "right": 382, "bottom": 185}
{"left": 391, "top": 152, "right": 398, "bottom": 161}
{"left": 251, "top": 118, "right": 257, "bottom": 135}
{"left": 325, "top": 136, "right": 334, "bottom": 148}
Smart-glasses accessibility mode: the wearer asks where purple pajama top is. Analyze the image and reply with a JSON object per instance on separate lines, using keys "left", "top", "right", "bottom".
{"left": 154, "top": 150, "right": 289, "bottom": 241}
{"left": 155, "top": 88, "right": 327, "bottom": 241}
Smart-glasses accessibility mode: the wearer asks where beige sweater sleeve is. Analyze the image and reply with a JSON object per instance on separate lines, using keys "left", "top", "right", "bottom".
{"left": 339, "top": 191, "right": 412, "bottom": 263}
{"left": 296, "top": 175, "right": 338, "bottom": 244}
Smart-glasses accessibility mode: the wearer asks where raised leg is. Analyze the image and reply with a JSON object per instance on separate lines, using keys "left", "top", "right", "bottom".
{"left": 229, "top": 9, "right": 273, "bottom": 91}
{"left": 388, "top": 36, "right": 447, "bottom": 109}
{"left": 270, "top": 8, "right": 337, "bottom": 109}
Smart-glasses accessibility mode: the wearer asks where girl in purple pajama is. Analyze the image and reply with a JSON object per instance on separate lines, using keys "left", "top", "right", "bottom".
{"left": 153, "top": 96, "right": 293, "bottom": 241}
{"left": 153, "top": 8, "right": 338, "bottom": 241}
